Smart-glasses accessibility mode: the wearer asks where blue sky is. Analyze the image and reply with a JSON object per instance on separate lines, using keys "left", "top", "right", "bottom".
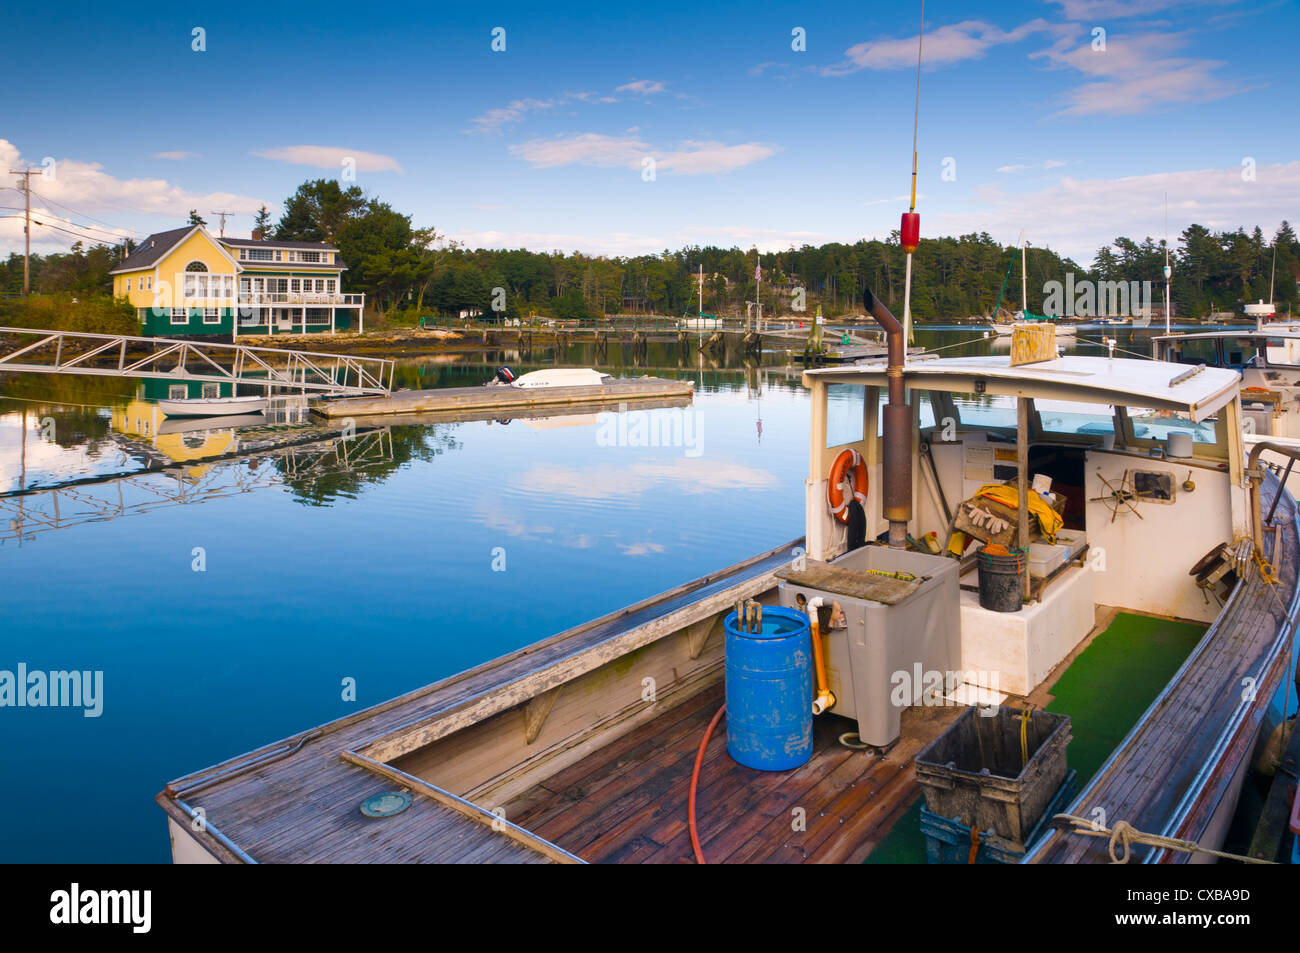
{"left": 1, "top": 0, "right": 1297, "bottom": 264}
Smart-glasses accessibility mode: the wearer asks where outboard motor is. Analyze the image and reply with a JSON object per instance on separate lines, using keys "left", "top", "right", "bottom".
{"left": 489, "top": 365, "right": 516, "bottom": 386}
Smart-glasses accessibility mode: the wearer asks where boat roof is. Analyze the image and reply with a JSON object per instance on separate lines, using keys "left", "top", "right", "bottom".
{"left": 1153, "top": 328, "right": 1300, "bottom": 341}
{"left": 804, "top": 354, "right": 1240, "bottom": 421}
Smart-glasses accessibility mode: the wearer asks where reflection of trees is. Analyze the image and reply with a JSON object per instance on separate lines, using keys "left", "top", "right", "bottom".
{"left": 0, "top": 373, "right": 134, "bottom": 458}
{"left": 274, "top": 424, "right": 462, "bottom": 505}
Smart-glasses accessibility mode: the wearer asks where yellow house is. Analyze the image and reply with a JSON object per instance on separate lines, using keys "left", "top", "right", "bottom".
{"left": 110, "top": 225, "right": 364, "bottom": 337}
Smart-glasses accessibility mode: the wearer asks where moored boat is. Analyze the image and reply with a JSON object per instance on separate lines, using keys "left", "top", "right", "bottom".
{"left": 155, "top": 306, "right": 1299, "bottom": 865}
{"left": 156, "top": 395, "right": 268, "bottom": 418}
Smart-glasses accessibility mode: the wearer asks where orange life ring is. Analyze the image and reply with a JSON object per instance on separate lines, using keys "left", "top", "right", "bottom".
{"left": 827, "top": 449, "right": 869, "bottom": 524}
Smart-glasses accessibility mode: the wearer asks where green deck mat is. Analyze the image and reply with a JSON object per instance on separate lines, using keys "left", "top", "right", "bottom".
{"left": 864, "top": 611, "right": 1206, "bottom": 864}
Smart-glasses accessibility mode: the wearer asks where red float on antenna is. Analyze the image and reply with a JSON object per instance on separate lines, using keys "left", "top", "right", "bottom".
{"left": 900, "top": 212, "right": 920, "bottom": 254}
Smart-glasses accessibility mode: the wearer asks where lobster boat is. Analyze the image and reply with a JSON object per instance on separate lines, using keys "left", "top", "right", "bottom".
{"left": 156, "top": 306, "right": 1299, "bottom": 865}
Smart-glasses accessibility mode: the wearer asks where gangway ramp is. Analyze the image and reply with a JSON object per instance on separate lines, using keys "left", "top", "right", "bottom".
{"left": 0, "top": 327, "right": 394, "bottom": 396}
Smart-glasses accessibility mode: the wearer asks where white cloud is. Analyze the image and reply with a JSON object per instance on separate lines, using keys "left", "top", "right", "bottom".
{"left": 152, "top": 151, "right": 199, "bottom": 160}
{"left": 824, "top": 18, "right": 1059, "bottom": 75}
{"left": 930, "top": 161, "right": 1300, "bottom": 263}
{"left": 465, "top": 98, "right": 556, "bottom": 135}
{"left": 1031, "top": 29, "right": 1246, "bottom": 115}
{"left": 1044, "top": 0, "right": 1236, "bottom": 19}
{"left": 997, "top": 160, "right": 1068, "bottom": 173}
{"left": 252, "top": 145, "right": 403, "bottom": 173}
{"left": 508, "top": 133, "right": 775, "bottom": 175}
{"left": 0, "top": 140, "right": 267, "bottom": 254}
{"left": 615, "top": 79, "right": 667, "bottom": 96}
{"left": 749, "top": 62, "right": 791, "bottom": 77}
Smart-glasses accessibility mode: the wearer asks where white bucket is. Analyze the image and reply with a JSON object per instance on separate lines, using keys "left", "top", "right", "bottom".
{"left": 1167, "top": 432, "right": 1194, "bottom": 458}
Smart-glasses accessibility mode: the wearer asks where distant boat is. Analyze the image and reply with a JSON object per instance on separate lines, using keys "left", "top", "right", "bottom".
{"left": 157, "top": 395, "right": 268, "bottom": 418}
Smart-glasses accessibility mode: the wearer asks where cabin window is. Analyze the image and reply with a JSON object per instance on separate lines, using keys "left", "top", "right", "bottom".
{"left": 826, "top": 384, "right": 866, "bottom": 448}
{"left": 1125, "top": 408, "right": 1218, "bottom": 445}
{"left": 170, "top": 308, "right": 188, "bottom": 324}
{"left": 201, "top": 384, "right": 219, "bottom": 398}
{"left": 203, "top": 307, "right": 220, "bottom": 324}
{"left": 169, "top": 385, "right": 187, "bottom": 399}
{"left": 950, "top": 393, "right": 1019, "bottom": 430}
{"left": 1036, "top": 400, "right": 1116, "bottom": 438}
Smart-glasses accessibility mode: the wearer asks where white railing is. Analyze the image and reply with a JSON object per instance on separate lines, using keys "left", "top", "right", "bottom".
{"left": 239, "top": 292, "right": 365, "bottom": 306}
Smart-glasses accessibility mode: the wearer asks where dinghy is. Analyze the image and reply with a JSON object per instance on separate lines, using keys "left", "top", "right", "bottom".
{"left": 156, "top": 395, "right": 268, "bottom": 418}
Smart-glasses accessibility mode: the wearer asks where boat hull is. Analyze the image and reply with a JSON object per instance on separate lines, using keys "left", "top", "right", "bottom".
{"left": 157, "top": 396, "right": 268, "bottom": 418}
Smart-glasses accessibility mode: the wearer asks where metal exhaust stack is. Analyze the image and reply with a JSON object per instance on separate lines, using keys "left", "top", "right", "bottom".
{"left": 863, "top": 287, "right": 912, "bottom": 549}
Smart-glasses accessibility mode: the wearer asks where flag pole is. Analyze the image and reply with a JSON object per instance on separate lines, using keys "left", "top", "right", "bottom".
{"left": 900, "top": 0, "right": 925, "bottom": 350}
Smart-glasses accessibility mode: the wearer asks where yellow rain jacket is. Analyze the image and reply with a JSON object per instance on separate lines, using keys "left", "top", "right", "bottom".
{"left": 973, "top": 483, "right": 1063, "bottom": 541}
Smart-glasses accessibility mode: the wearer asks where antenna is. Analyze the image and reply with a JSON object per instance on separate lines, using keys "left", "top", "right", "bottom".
{"left": 1163, "top": 192, "right": 1171, "bottom": 334}
{"left": 898, "top": 0, "right": 925, "bottom": 347}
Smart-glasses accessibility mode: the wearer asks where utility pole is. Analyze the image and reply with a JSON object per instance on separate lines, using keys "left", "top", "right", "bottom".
{"left": 209, "top": 210, "right": 235, "bottom": 238}
{"left": 9, "top": 168, "right": 41, "bottom": 295}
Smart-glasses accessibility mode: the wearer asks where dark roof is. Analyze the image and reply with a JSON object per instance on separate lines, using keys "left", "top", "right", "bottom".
{"left": 110, "top": 226, "right": 197, "bottom": 273}
{"left": 220, "top": 237, "right": 339, "bottom": 251}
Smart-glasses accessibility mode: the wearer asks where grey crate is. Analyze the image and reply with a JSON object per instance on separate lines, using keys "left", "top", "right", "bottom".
{"left": 914, "top": 706, "right": 1072, "bottom": 846}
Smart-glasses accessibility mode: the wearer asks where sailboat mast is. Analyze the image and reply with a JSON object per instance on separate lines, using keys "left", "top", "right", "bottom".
{"left": 1021, "top": 232, "right": 1027, "bottom": 316}
{"left": 698, "top": 263, "right": 703, "bottom": 318}
{"left": 1164, "top": 192, "right": 1172, "bottom": 334}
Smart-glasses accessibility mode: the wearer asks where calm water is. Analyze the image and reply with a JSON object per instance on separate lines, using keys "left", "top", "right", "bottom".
{"left": 0, "top": 324, "right": 1225, "bottom": 861}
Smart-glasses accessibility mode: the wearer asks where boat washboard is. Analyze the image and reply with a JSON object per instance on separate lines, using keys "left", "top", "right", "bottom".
{"left": 1010, "top": 323, "right": 1057, "bottom": 367}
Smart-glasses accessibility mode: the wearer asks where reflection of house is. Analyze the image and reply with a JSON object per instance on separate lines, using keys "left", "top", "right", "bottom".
{"left": 111, "top": 381, "right": 238, "bottom": 471}
{"left": 110, "top": 225, "right": 365, "bottom": 337}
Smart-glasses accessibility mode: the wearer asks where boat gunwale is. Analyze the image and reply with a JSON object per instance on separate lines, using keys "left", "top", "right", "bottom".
{"left": 160, "top": 536, "right": 804, "bottom": 799}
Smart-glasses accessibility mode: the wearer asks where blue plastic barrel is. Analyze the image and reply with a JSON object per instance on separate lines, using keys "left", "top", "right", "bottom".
{"left": 724, "top": 606, "right": 813, "bottom": 771}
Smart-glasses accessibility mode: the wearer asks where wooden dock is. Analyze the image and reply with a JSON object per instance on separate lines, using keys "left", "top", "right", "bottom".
{"left": 314, "top": 376, "right": 693, "bottom": 418}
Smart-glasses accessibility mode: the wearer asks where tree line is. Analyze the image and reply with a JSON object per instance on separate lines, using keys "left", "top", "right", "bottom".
{"left": 3, "top": 177, "right": 1296, "bottom": 324}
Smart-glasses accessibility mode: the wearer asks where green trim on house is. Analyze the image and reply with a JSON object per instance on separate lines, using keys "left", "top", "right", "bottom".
{"left": 139, "top": 378, "right": 235, "bottom": 400}
{"left": 139, "top": 306, "right": 234, "bottom": 337}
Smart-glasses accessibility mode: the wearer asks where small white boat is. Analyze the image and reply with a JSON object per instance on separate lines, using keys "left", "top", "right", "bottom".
{"left": 157, "top": 395, "right": 268, "bottom": 418}
{"left": 488, "top": 367, "right": 612, "bottom": 388}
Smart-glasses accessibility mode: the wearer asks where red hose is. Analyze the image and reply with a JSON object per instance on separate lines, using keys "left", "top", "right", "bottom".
{"left": 689, "top": 704, "right": 726, "bottom": 864}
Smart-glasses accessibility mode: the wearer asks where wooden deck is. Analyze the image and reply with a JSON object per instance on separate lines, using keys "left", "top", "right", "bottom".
{"left": 1029, "top": 474, "right": 1300, "bottom": 863}
{"left": 156, "top": 540, "right": 802, "bottom": 863}
{"left": 508, "top": 682, "right": 962, "bottom": 864}
{"left": 314, "top": 376, "right": 693, "bottom": 418}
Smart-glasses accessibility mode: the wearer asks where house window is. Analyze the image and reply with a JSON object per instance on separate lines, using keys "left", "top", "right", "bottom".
{"left": 298, "top": 251, "right": 320, "bottom": 263}
{"left": 203, "top": 307, "right": 220, "bottom": 324}
{"left": 185, "top": 260, "right": 208, "bottom": 272}
{"left": 290, "top": 279, "right": 301, "bottom": 293}
{"left": 274, "top": 250, "right": 283, "bottom": 261}
{"left": 327, "top": 279, "right": 336, "bottom": 293}
{"left": 169, "top": 385, "right": 187, "bottom": 399}
{"left": 246, "top": 248, "right": 273, "bottom": 261}
{"left": 126, "top": 278, "right": 132, "bottom": 292}
{"left": 170, "top": 308, "right": 188, "bottom": 324}
{"left": 201, "top": 384, "right": 219, "bottom": 398}
{"left": 146, "top": 276, "right": 152, "bottom": 290}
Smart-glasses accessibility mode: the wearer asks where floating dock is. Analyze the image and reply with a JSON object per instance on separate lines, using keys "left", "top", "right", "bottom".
{"left": 314, "top": 376, "right": 693, "bottom": 419}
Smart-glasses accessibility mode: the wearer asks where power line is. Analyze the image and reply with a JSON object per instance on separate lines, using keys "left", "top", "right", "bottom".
{"left": 29, "top": 189, "right": 147, "bottom": 239}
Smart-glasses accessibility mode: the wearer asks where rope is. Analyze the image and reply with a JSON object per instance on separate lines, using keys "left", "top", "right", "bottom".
{"left": 1019, "top": 706, "right": 1032, "bottom": 769}
{"left": 1052, "top": 813, "right": 1275, "bottom": 864}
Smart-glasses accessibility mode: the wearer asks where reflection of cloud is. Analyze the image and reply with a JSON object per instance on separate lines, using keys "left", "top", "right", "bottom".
{"left": 474, "top": 498, "right": 554, "bottom": 540}
{"left": 517, "top": 459, "right": 779, "bottom": 501}
{"left": 620, "top": 542, "right": 666, "bottom": 556}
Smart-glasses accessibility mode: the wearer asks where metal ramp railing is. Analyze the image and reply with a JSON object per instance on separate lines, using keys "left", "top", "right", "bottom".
{"left": 0, "top": 327, "right": 394, "bottom": 396}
